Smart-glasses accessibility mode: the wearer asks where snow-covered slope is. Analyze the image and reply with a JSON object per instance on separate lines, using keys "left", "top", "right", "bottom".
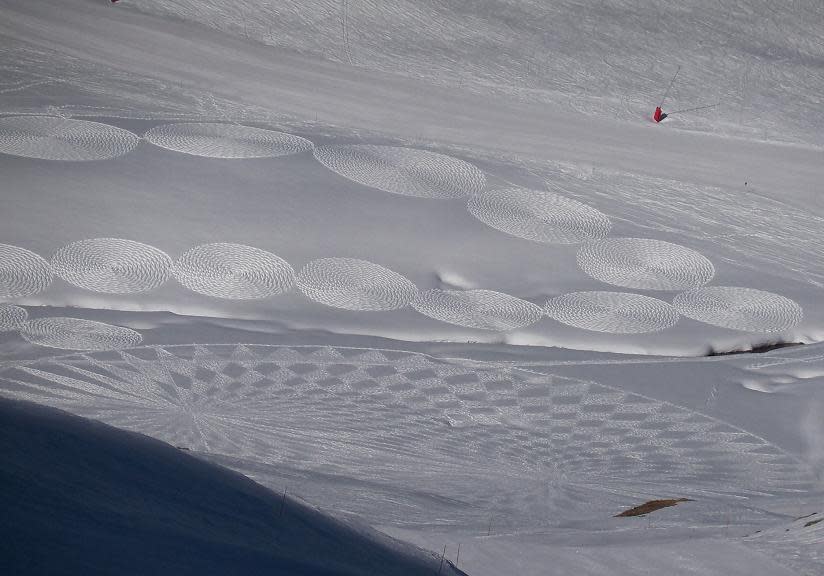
{"left": 0, "top": 397, "right": 464, "bottom": 576}
{"left": 1, "top": 0, "right": 823, "bottom": 574}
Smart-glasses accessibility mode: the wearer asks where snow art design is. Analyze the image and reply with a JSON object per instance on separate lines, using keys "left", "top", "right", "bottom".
{"left": 0, "top": 304, "right": 27, "bottom": 331}
{"left": 0, "top": 344, "right": 812, "bottom": 507}
{"left": 143, "top": 122, "right": 314, "bottom": 158}
{"left": 544, "top": 291, "right": 679, "bottom": 334}
{"left": 674, "top": 287, "right": 803, "bottom": 332}
{"left": 313, "top": 145, "right": 486, "bottom": 199}
{"left": 412, "top": 289, "right": 543, "bottom": 331}
{"left": 172, "top": 243, "right": 295, "bottom": 299}
{"left": 467, "top": 187, "right": 611, "bottom": 244}
{"left": 297, "top": 258, "right": 418, "bottom": 311}
{"left": 19, "top": 317, "right": 143, "bottom": 350}
{"left": 577, "top": 238, "right": 715, "bottom": 291}
{"left": 51, "top": 238, "right": 172, "bottom": 294}
{"left": 0, "top": 116, "right": 140, "bottom": 161}
{"left": 0, "top": 244, "right": 53, "bottom": 299}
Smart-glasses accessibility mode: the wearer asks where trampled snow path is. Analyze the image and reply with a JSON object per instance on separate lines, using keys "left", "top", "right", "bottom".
{"left": 545, "top": 291, "right": 679, "bottom": 334}
{"left": 0, "top": 344, "right": 816, "bottom": 528}
{"left": 18, "top": 317, "right": 142, "bottom": 351}
{"left": 0, "top": 244, "right": 52, "bottom": 299}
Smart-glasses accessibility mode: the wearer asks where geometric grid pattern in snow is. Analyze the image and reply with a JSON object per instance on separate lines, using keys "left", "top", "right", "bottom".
{"left": 313, "top": 145, "right": 486, "bottom": 199}
{"left": 297, "top": 258, "right": 417, "bottom": 311}
{"left": 0, "top": 344, "right": 812, "bottom": 502}
{"left": 0, "top": 244, "right": 52, "bottom": 299}
{"left": 412, "top": 289, "right": 544, "bottom": 331}
{"left": 467, "top": 187, "right": 611, "bottom": 244}
{"left": 143, "top": 123, "right": 314, "bottom": 159}
{"left": 577, "top": 237, "right": 715, "bottom": 291}
{"left": 674, "top": 286, "right": 803, "bottom": 333}
{"left": 18, "top": 317, "right": 143, "bottom": 350}
{"left": 545, "top": 291, "right": 680, "bottom": 333}
{"left": 0, "top": 116, "right": 140, "bottom": 161}
{"left": 172, "top": 243, "right": 295, "bottom": 299}
{"left": 0, "top": 304, "right": 27, "bottom": 331}
{"left": 51, "top": 238, "right": 172, "bottom": 294}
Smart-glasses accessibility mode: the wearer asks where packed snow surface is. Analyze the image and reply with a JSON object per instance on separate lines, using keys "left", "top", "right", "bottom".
{"left": 0, "top": 0, "right": 823, "bottom": 574}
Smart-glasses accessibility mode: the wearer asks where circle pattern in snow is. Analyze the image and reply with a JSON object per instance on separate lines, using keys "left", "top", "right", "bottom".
{"left": 19, "top": 317, "right": 143, "bottom": 350}
{"left": 0, "top": 244, "right": 52, "bottom": 299}
{"left": 313, "top": 144, "right": 486, "bottom": 199}
{"left": 0, "top": 304, "right": 27, "bottom": 331}
{"left": 297, "top": 258, "right": 417, "bottom": 311}
{"left": 143, "top": 123, "right": 314, "bottom": 158}
{"left": 0, "top": 116, "right": 140, "bottom": 161}
{"left": 51, "top": 238, "right": 172, "bottom": 294}
{"left": 467, "top": 187, "right": 611, "bottom": 244}
{"left": 577, "top": 238, "right": 715, "bottom": 291}
{"left": 545, "top": 291, "right": 679, "bottom": 333}
{"left": 0, "top": 343, "right": 812, "bottom": 524}
{"left": 673, "top": 287, "right": 803, "bottom": 333}
{"left": 173, "top": 243, "right": 295, "bottom": 299}
{"left": 412, "top": 289, "right": 543, "bottom": 331}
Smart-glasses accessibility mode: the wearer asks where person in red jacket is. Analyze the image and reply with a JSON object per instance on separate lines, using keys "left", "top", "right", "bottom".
{"left": 653, "top": 106, "right": 667, "bottom": 122}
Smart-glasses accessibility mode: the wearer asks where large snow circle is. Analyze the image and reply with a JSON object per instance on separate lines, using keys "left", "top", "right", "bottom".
{"left": 545, "top": 291, "right": 679, "bottom": 333}
{"left": 0, "top": 344, "right": 812, "bottom": 509}
{"left": 143, "top": 122, "right": 314, "bottom": 158}
{"left": 173, "top": 243, "right": 295, "bottom": 299}
{"left": 673, "top": 286, "right": 803, "bottom": 332}
{"left": 0, "top": 244, "right": 52, "bottom": 299}
{"left": 20, "top": 317, "right": 143, "bottom": 350}
{"left": 467, "top": 187, "right": 611, "bottom": 244}
{"left": 51, "top": 238, "right": 172, "bottom": 294}
{"left": 0, "top": 116, "right": 140, "bottom": 161}
{"left": 0, "top": 304, "right": 27, "bottom": 331}
{"left": 312, "top": 144, "right": 486, "bottom": 199}
{"left": 577, "top": 238, "right": 715, "bottom": 291}
{"left": 412, "top": 289, "right": 543, "bottom": 331}
{"left": 297, "top": 258, "right": 418, "bottom": 311}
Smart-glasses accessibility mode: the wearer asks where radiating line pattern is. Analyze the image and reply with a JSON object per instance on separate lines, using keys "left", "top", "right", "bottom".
{"left": 143, "top": 122, "right": 314, "bottom": 158}
{"left": 0, "top": 304, "right": 27, "bottom": 331}
{"left": 467, "top": 187, "right": 611, "bottom": 244}
{"left": 0, "top": 344, "right": 812, "bottom": 505}
{"left": 51, "top": 238, "right": 172, "bottom": 294}
{"left": 0, "top": 244, "right": 53, "bottom": 299}
{"left": 0, "top": 116, "right": 140, "bottom": 161}
{"left": 545, "top": 291, "right": 680, "bottom": 333}
{"left": 172, "top": 243, "right": 295, "bottom": 299}
{"left": 577, "top": 238, "right": 715, "bottom": 291}
{"left": 313, "top": 144, "right": 486, "bottom": 199}
{"left": 18, "top": 317, "right": 143, "bottom": 350}
{"left": 297, "top": 257, "right": 418, "bottom": 310}
{"left": 412, "top": 289, "right": 544, "bottom": 331}
{"left": 674, "top": 287, "right": 803, "bottom": 332}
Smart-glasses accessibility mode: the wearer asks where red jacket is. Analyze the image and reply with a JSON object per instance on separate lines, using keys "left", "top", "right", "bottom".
{"left": 653, "top": 107, "right": 664, "bottom": 122}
